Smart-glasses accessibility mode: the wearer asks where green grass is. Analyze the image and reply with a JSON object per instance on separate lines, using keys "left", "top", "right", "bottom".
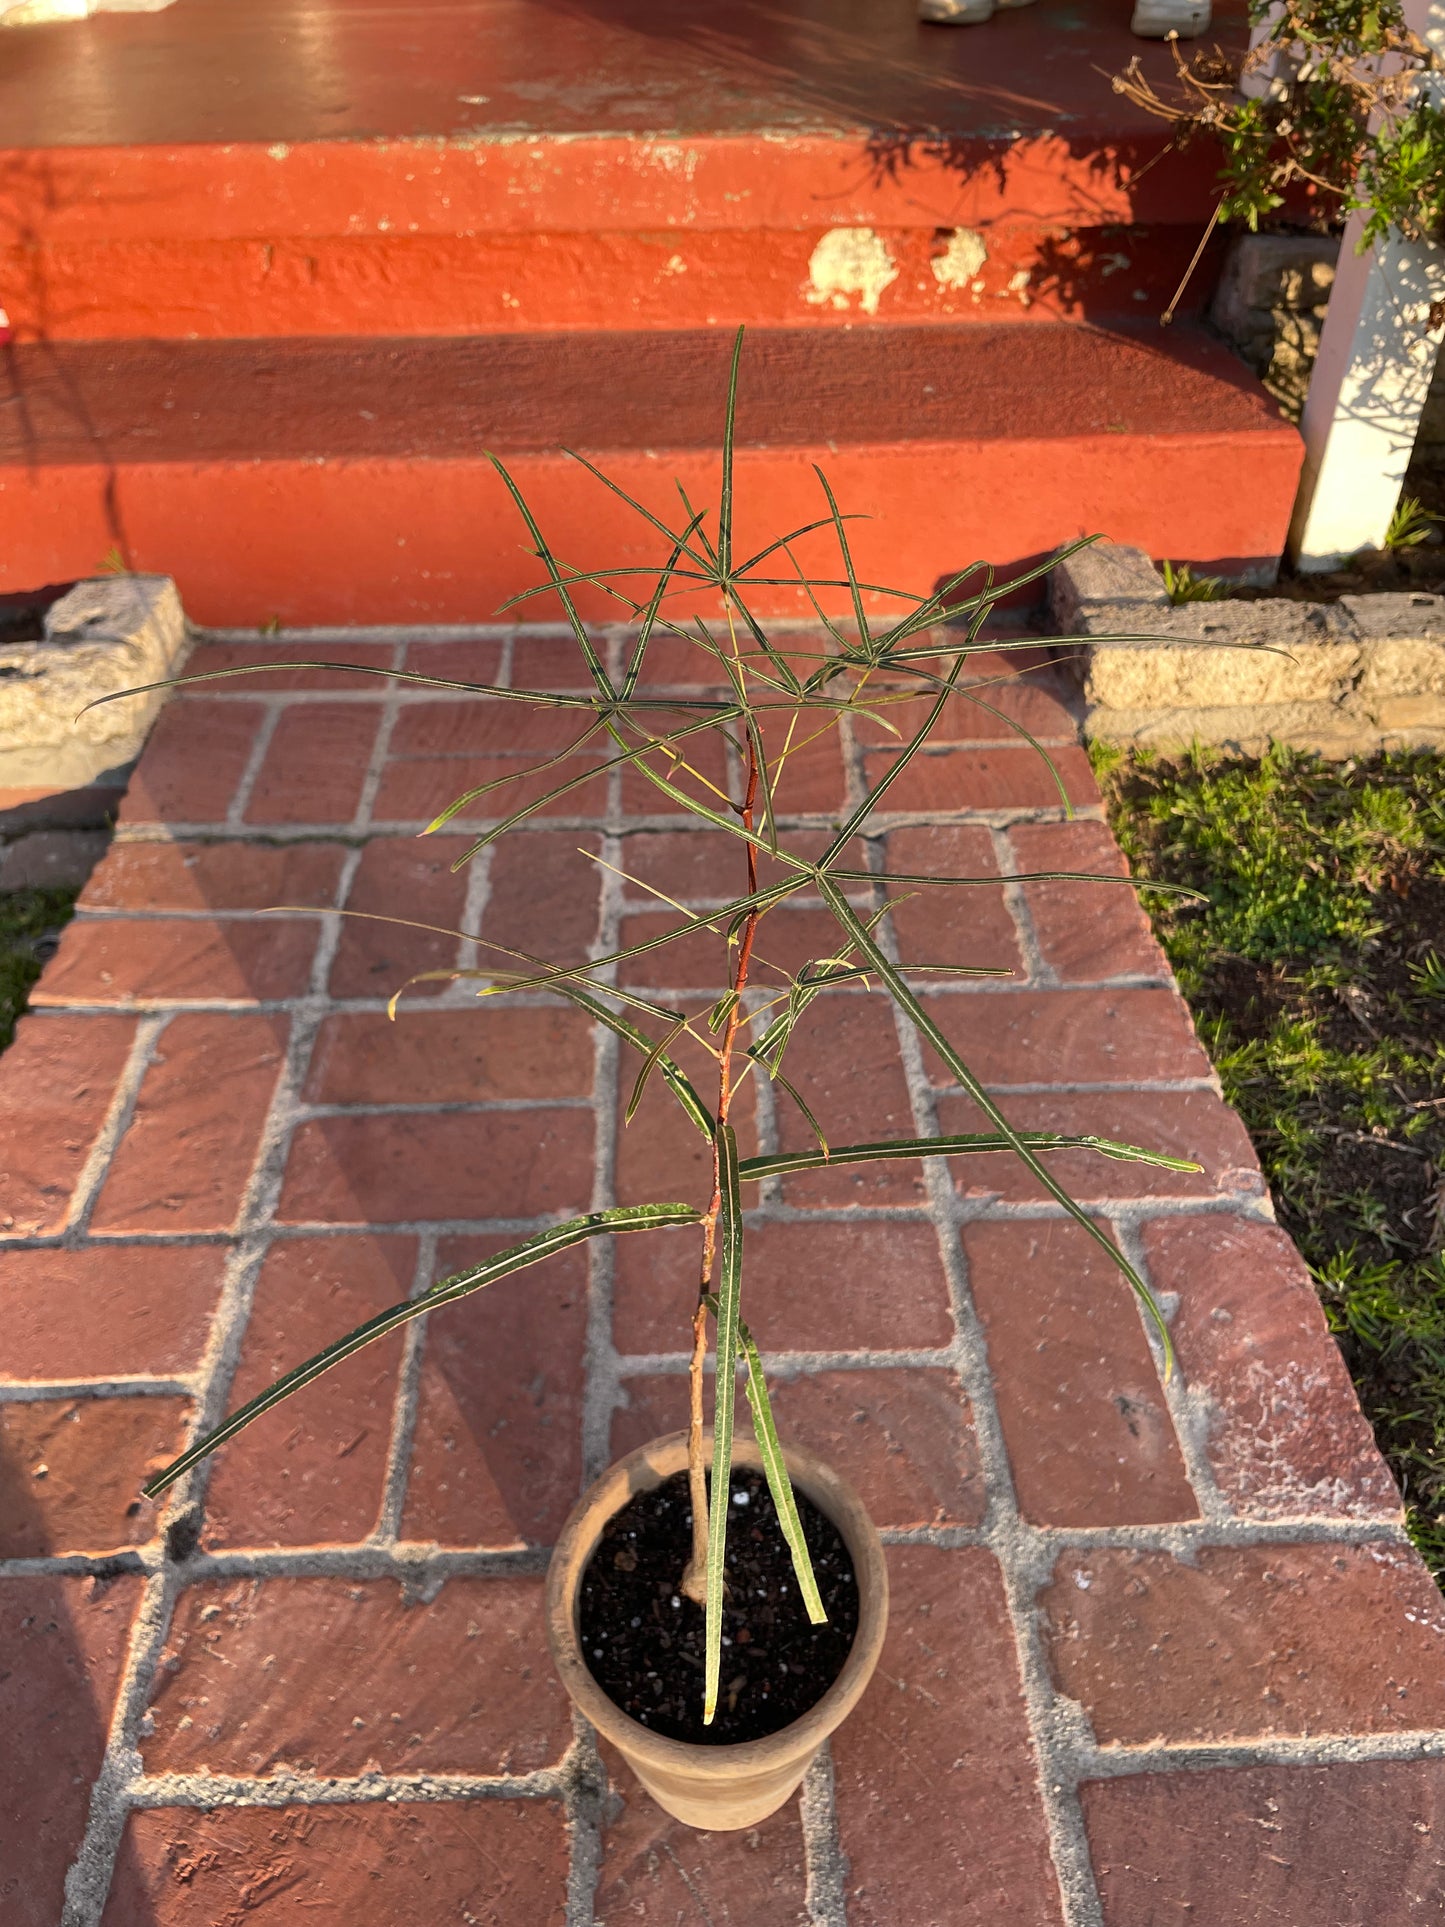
{"left": 1384, "top": 495, "right": 1440, "bottom": 552}
{"left": 1098, "top": 741, "right": 1445, "bottom": 1573}
{"left": 1161, "top": 559, "right": 1225, "bottom": 604}
{"left": 0, "top": 887, "right": 79, "bottom": 1050}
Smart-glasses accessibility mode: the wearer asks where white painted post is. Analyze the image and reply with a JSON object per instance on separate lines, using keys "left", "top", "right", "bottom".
{"left": 1289, "top": 1, "right": 1445, "bottom": 569}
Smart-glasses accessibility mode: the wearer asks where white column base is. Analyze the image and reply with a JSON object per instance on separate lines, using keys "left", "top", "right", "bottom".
{"left": 1130, "top": 0, "right": 1213, "bottom": 36}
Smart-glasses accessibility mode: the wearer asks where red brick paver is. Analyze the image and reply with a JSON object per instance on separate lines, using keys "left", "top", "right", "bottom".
{"left": 103, "top": 1801, "right": 570, "bottom": 1925}
{"left": 5, "top": 626, "right": 1438, "bottom": 1926}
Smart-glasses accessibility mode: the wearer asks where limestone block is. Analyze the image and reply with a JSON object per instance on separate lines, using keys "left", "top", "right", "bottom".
{"left": 1052, "top": 541, "right": 1445, "bottom": 757}
{"left": 1210, "top": 234, "right": 1340, "bottom": 370}
{"left": 1050, "top": 542, "right": 1167, "bottom": 634}
{"left": 1086, "top": 688, "right": 1445, "bottom": 753}
{"left": 1334, "top": 596, "right": 1445, "bottom": 698}
{"left": 1341, "top": 592, "right": 1445, "bottom": 639}
{"left": 1356, "top": 640, "right": 1445, "bottom": 700}
{"left": 0, "top": 576, "right": 189, "bottom": 789}
{"left": 1082, "top": 701, "right": 1373, "bottom": 756}
{"left": 1080, "top": 601, "right": 1359, "bottom": 710}
{"left": 1362, "top": 693, "right": 1445, "bottom": 730}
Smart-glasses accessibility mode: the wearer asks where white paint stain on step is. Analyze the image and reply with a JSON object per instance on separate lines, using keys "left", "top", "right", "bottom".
{"left": 805, "top": 228, "right": 899, "bottom": 316}
{"left": 930, "top": 229, "right": 988, "bottom": 290}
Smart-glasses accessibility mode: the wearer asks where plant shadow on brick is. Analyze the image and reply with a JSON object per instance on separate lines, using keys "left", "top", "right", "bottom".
{"left": 107, "top": 332, "right": 1200, "bottom": 1735}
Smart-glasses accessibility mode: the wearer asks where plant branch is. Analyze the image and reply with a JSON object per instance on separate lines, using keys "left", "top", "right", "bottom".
{"left": 682, "top": 711, "right": 764, "bottom": 1606}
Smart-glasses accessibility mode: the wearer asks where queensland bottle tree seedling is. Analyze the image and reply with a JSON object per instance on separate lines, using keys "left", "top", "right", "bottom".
{"left": 120, "top": 334, "right": 1201, "bottom": 1729}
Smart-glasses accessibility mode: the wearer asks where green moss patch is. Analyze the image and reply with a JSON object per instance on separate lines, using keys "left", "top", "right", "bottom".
{"left": 0, "top": 886, "right": 78, "bottom": 1051}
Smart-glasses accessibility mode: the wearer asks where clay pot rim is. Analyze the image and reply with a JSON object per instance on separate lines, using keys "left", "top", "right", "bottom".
{"left": 545, "top": 1429, "right": 888, "bottom": 1777}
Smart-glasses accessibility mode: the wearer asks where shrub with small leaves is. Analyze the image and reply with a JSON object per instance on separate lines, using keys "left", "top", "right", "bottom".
{"left": 1114, "top": 0, "right": 1443, "bottom": 256}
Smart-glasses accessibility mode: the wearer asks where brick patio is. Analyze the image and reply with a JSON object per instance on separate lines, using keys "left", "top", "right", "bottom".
{"left": 3, "top": 625, "right": 1443, "bottom": 1925}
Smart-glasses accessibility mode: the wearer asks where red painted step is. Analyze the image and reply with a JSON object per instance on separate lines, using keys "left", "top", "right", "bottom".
{"left": 0, "top": 325, "right": 1302, "bottom": 625}
{"left": 0, "top": 0, "right": 1248, "bottom": 342}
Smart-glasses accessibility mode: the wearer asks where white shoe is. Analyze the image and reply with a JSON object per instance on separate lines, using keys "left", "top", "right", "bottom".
{"left": 919, "top": 0, "right": 995, "bottom": 22}
{"left": 1, "top": 0, "right": 173, "bottom": 22}
{"left": 1130, "top": 0, "right": 1211, "bottom": 34}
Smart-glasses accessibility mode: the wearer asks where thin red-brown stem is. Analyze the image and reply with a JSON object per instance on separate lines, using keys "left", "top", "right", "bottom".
{"left": 680, "top": 726, "right": 762, "bottom": 1603}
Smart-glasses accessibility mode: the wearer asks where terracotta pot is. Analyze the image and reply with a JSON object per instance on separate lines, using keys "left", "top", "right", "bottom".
{"left": 545, "top": 1428, "right": 888, "bottom": 1830}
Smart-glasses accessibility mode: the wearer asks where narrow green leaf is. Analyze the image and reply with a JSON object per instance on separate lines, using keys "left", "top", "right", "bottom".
{"left": 817, "top": 877, "right": 1177, "bottom": 1371}
{"left": 553, "top": 986, "right": 714, "bottom": 1139}
{"left": 599, "top": 721, "right": 810, "bottom": 872}
{"left": 732, "top": 513, "right": 860, "bottom": 579}
{"left": 75, "top": 661, "right": 633, "bottom": 722}
{"left": 700, "top": 1292, "right": 827, "bottom": 1625}
{"left": 409, "top": 880, "right": 796, "bottom": 1001}
{"left": 889, "top": 963, "right": 1014, "bottom": 977}
{"left": 621, "top": 510, "right": 711, "bottom": 701}
{"left": 560, "top": 449, "right": 719, "bottom": 575}
{"left": 388, "top": 954, "right": 691, "bottom": 1042}
{"left": 715, "top": 571, "right": 925, "bottom": 596}
{"left": 675, "top": 481, "right": 720, "bottom": 568}
{"left": 879, "top": 537, "right": 1100, "bottom": 652}
{"left": 745, "top": 713, "right": 781, "bottom": 855}
{"left": 829, "top": 868, "right": 1208, "bottom": 902}
{"left": 443, "top": 709, "right": 744, "bottom": 863}
{"left": 704, "top": 1122, "right": 745, "bottom": 1726}
{"left": 779, "top": 538, "right": 854, "bottom": 657}
{"left": 142, "top": 1204, "right": 701, "bottom": 1499}
{"left": 625, "top": 1017, "right": 689, "bottom": 1124}
{"left": 737, "top": 1131, "right": 1201, "bottom": 1183}
{"left": 812, "top": 464, "right": 871, "bottom": 659}
{"left": 771, "top": 1069, "right": 829, "bottom": 1159}
{"left": 708, "top": 989, "right": 741, "bottom": 1034}
{"left": 719, "top": 589, "right": 806, "bottom": 701}
{"left": 485, "top": 451, "right": 616, "bottom": 701}
{"left": 952, "top": 685, "right": 1072, "bottom": 814}
{"left": 718, "top": 326, "right": 745, "bottom": 582}
{"left": 425, "top": 722, "right": 600, "bottom": 835}
{"left": 818, "top": 647, "right": 972, "bottom": 866}
{"left": 746, "top": 1006, "right": 795, "bottom": 1071}
{"left": 490, "top": 559, "right": 711, "bottom": 616}
{"left": 739, "top": 1321, "right": 827, "bottom": 1623}
{"left": 874, "top": 561, "right": 991, "bottom": 649}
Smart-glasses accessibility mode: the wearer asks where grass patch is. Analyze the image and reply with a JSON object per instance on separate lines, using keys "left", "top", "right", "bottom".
{"left": 1097, "top": 741, "right": 1445, "bottom": 1573}
{"left": 0, "top": 887, "right": 79, "bottom": 1050}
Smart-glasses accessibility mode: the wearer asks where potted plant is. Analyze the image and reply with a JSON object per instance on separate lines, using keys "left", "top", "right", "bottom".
{"left": 123, "top": 335, "right": 1196, "bottom": 1829}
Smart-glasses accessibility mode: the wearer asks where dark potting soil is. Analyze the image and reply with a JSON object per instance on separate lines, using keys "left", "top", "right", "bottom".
{"left": 578, "top": 1467, "right": 859, "bottom": 1746}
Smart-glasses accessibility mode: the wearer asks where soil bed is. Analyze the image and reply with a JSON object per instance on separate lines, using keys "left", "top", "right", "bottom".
{"left": 1102, "top": 744, "right": 1445, "bottom": 1573}
{"left": 1228, "top": 546, "right": 1445, "bottom": 603}
{"left": 579, "top": 1466, "right": 859, "bottom": 1745}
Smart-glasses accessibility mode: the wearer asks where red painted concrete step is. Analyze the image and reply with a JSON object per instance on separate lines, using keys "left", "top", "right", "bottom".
{"left": 0, "top": 324, "right": 1301, "bottom": 625}
{"left": 0, "top": 0, "right": 1246, "bottom": 341}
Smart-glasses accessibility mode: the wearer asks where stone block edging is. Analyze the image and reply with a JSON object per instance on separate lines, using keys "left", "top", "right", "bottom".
{"left": 1051, "top": 542, "right": 1445, "bottom": 755}
{"left": 0, "top": 575, "right": 188, "bottom": 790}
